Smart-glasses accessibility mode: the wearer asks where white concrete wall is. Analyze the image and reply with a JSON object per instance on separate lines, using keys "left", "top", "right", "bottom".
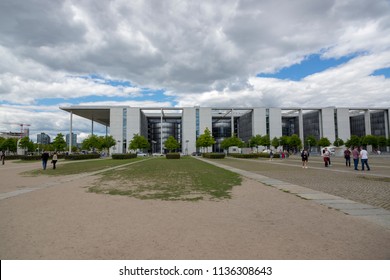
{"left": 110, "top": 107, "right": 124, "bottom": 154}
{"left": 336, "top": 108, "right": 351, "bottom": 141}
{"left": 199, "top": 107, "right": 212, "bottom": 134}
{"left": 127, "top": 107, "right": 141, "bottom": 152}
{"left": 127, "top": 107, "right": 141, "bottom": 140}
{"left": 182, "top": 107, "right": 196, "bottom": 154}
{"left": 269, "top": 108, "right": 282, "bottom": 139}
{"left": 252, "top": 108, "right": 267, "bottom": 136}
{"left": 321, "top": 108, "right": 336, "bottom": 143}
{"left": 364, "top": 110, "right": 372, "bottom": 136}
{"left": 298, "top": 109, "right": 304, "bottom": 143}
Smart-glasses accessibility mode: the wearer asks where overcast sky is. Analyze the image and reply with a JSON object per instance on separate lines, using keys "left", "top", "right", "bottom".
{"left": 1, "top": 0, "right": 390, "bottom": 141}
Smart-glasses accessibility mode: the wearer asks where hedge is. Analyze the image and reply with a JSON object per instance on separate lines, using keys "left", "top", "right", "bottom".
{"left": 112, "top": 153, "right": 137, "bottom": 159}
{"left": 64, "top": 154, "right": 101, "bottom": 160}
{"left": 3, "top": 155, "right": 22, "bottom": 160}
{"left": 202, "top": 153, "right": 225, "bottom": 159}
{"left": 228, "top": 153, "right": 281, "bottom": 159}
{"left": 229, "top": 153, "right": 259, "bottom": 159}
{"left": 166, "top": 153, "right": 180, "bottom": 159}
{"left": 20, "top": 155, "right": 42, "bottom": 161}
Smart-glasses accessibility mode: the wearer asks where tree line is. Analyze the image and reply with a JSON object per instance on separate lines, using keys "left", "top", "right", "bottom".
{"left": 2, "top": 130, "right": 389, "bottom": 155}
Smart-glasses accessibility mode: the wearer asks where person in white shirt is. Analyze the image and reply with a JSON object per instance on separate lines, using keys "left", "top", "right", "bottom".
{"left": 359, "top": 146, "right": 370, "bottom": 171}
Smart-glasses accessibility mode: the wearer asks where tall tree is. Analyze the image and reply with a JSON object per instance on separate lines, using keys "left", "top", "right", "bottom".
{"left": 289, "top": 134, "right": 302, "bottom": 150}
{"left": 82, "top": 134, "right": 101, "bottom": 151}
{"left": 317, "top": 137, "right": 331, "bottom": 147}
{"left": 333, "top": 138, "right": 344, "bottom": 147}
{"left": 305, "top": 135, "right": 317, "bottom": 149}
{"left": 221, "top": 135, "right": 244, "bottom": 150}
{"left": 18, "top": 136, "right": 34, "bottom": 152}
{"left": 271, "top": 137, "right": 280, "bottom": 149}
{"left": 99, "top": 135, "right": 116, "bottom": 155}
{"left": 196, "top": 128, "right": 215, "bottom": 153}
{"left": 129, "top": 134, "right": 150, "bottom": 152}
{"left": 52, "top": 133, "right": 67, "bottom": 151}
{"left": 261, "top": 135, "right": 270, "bottom": 148}
{"left": 249, "top": 134, "right": 263, "bottom": 152}
{"left": 0, "top": 138, "right": 17, "bottom": 153}
{"left": 164, "top": 136, "right": 180, "bottom": 152}
{"left": 345, "top": 135, "right": 361, "bottom": 148}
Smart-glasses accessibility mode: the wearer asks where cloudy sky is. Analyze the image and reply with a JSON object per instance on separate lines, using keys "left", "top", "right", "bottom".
{"left": 1, "top": 0, "right": 390, "bottom": 141}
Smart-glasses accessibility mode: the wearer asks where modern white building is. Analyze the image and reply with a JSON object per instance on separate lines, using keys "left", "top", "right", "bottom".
{"left": 60, "top": 106, "right": 390, "bottom": 154}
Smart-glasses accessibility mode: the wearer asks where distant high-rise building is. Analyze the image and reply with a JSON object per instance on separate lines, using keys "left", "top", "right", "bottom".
{"left": 37, "top": 133, "right": 50, "bottom": 145}
{"left": 66, "top": 133, "right": 77, "bottom": 146}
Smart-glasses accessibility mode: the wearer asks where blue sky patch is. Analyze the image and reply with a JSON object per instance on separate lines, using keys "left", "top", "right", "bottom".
{"left": 257, "top": 54, "right": 355, "bottom": 81}
{"left": 371, "top": 67, "right": 390, "bottom": 78}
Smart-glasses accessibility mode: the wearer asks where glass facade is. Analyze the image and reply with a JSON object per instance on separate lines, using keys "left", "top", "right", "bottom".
{"left": 212, "top": 118, "right": 231, "bottom": 152}
{"left": 371, "top": 111, "right": 386, "bottom": 137}
{"left": 238, "top": 111, "right": 253, "bottom": 142}
{"left": 350, "top": 114, "right": 365, "bottom": 137}
{"left": 303, "top": 111, "right": 320, "bottom": 140}
{"left": 282, "top": 116, "right": 299, "bottom": 136}
{"left": 148, "top": 118, "right": 181, "bottom": 153}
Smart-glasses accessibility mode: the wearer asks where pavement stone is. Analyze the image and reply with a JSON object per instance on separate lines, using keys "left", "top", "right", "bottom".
{"left": 196, "top": 157, "right": 390, "bottom": 230}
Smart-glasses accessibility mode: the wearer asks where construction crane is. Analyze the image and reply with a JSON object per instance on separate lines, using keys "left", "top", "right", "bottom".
{"left": 1, "top": 123, "right": 31, "bottom": 138}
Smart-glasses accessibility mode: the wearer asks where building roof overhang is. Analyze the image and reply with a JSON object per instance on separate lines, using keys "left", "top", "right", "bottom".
{"left": 60, "top": 106, "right": 111, "bottom": 126}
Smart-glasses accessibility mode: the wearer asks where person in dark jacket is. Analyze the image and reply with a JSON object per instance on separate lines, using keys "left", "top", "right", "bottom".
{"left": 301, "top": 148, "right": 309, "bottom": 168}
{"left": 41, "top": 151, "right": 49, "bottom": 170}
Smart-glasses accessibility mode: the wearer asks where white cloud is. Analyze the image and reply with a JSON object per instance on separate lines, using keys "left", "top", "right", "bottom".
{"left": 1, "top": 0, "right": 390, "bottom": 138}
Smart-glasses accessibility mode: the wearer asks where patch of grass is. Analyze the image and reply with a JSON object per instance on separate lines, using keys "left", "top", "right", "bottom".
{"left": 22, "top": 158, "right": 144, "bottom": 177}
{"left": 89, "top": 157, "right": 242, "bottom": 201}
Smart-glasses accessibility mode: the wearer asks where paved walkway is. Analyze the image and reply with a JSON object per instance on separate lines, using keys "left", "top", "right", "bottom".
{"left": 197, "top": 156, "right": 390, "bottom": 230}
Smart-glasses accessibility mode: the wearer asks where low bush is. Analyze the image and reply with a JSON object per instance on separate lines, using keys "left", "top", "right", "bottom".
{"left": 257, "top": 152, "right": 281, "bottom": 159}
{"left": 20, "top": 155, "right": 41, "bottom": 160}
{"left": 202, "top": 153, "right": 225, "bottom": 159}
{"left": 64, "top": 154, "right": 100, "bottom": 160}
{"left": 166, "top": 153, "right": 180, "bottom": 159}
{"left": 4, "top": 155, "right": 23, "bottom": 160}
{"left": 112, "top": 153, "right": 137, "bottom": 159}
{"left": 229, "top": 153, "right": 259, "bottom": 158}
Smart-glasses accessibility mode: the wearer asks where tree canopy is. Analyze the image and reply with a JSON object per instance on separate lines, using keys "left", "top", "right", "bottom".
{"left": 220, "top": 135, "right": 244, "bottom": 150}
{"left": 129, "top": 134, "right": 150, "bottom": 152}
{"left": 52, "top": 133, "right": 67, "bottom": 151}
{"left": 196, "top": 128, "right": 215, "bottom": 152}
{"left": 317, "top": 137, "right": 331, "bottom": 147}
{"left": 164, "top": 136, "right": 180, "bottom": 152}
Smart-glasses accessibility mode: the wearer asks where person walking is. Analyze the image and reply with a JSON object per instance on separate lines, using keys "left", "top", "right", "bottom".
{"left": 1, "top": 151, "right": 5, "bottom": 165}
{"left": 52, "top": 152, "right": 58, "bottom": 169}
{"left": 352, "top": 146, "right": 360, "bottom": 170}
{"left": 301, "top": 148, "right": 309, "bottom": 168}
{"left": 322, "top": 148, "right": 330, "bottom": 167}
{"left": 41, "top": 150, "right": 49, "bottom": 170}
{"left": 360, "top": 146, "right": 370, "bottom": 171}
{"left": 344, "top": 148, "right": 351, "bottom": 167}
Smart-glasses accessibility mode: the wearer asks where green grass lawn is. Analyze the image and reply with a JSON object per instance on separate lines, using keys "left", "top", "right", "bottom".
{"left": 88, "top": 157, "right": 242, "bottom": 201}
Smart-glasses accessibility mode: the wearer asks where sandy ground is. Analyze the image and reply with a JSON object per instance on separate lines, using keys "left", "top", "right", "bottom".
{"left": 0, "top": 161, "right": 390, "bottom": 260}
